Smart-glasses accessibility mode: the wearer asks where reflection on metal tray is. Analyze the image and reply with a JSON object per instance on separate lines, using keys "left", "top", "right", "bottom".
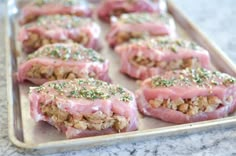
{"left": 6, "top": 0, "right": 236, "bottom": 154}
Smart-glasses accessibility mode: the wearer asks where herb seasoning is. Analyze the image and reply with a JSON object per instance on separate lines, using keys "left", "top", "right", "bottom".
{"left": 151, "top": 68, "right": 236, "bottom": 88}
{"left": 129, "top": 37, "right": 201, "bottom": 53}
{"left": 120, "top": 13, "right": 170, "bottom": 24}
{"left": 34, "top": 0, "right": 86, "bottom": 7}
{"left": 27, "top": 44, "right": 104, "bottom": 63}
{"left": 33, "top": 78, "right": 133, "bottom": 102}
{"left": 152, "top": 77, "right": 175, "bottom": 87}
{"left": 25, "top": 15, "right": 91, "bottom": 30}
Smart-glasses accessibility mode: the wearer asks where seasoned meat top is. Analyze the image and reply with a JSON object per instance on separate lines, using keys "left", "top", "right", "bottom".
{"left": 25, "top": 15, "right": 92, "bottom": 29}
{"left": 150, "top": 68, "right": 236, "bottom": 88}
{"left": 116, "top": 13, "right": 171, "bottom": 24}
{"left": 31, "top": 78, "right": 133, "bottom": 102}
{"left": 127, "top": 37, "right": 202, "bottom": 53}
{"left": 32, "top": 0, "right": 88, "bottom": 7}
{"left": 27, "top": 43, "right": 104, "bottom": 62}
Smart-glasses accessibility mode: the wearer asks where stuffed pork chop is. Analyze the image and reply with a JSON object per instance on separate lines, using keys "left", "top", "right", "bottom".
{"left": 19, "top": 0, "right": 92, "bottom": 25}
{"left": 29, "top": 78, "right": 138, "bottom": 138}
{"left": 136, "top": 68, "right": 236, "bottom": 123}
{"left": 97, "top": 0, "right": 166, "bottom": 22}
{"left": 107, "top": 12, "right": 175, "bottom": 48}
{"left": 19, "top": 15, "right": 101, "bottom": 53}
{"left": 115, "top": 37, "right": 210, "bottom": 80}
{"left": 18, "top": 43, "right": 110, "bottom": 85}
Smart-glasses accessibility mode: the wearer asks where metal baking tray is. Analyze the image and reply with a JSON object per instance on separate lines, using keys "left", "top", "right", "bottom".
{"left": 6, "top": 0, "right": 236, "bottom": 154}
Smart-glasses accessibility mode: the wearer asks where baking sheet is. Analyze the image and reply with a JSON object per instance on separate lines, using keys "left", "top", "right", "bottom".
{"left": 7, "top": 0, "right": 236, "bottom": 154}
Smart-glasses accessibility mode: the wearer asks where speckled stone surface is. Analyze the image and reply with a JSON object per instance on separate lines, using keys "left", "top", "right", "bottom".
{"left": 1, "top": 0, "right": 236, "bottom": 155}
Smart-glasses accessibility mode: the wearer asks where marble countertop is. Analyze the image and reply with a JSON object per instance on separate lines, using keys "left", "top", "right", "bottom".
{"left": 1, "top": 0, "right": 236, "bottom": 155}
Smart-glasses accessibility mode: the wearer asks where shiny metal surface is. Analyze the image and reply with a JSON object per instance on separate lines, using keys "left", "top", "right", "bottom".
{"left": 7, "top": 0, "right": 236, "bottom": 154}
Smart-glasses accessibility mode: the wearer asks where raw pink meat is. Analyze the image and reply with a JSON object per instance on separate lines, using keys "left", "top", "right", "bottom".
{"left": 18, "top": 15, "right": 101, "bottom": 53}
{"left": 19, "top": 0, "right": 92, "bottom": 24}
{"left": 97, "top": 0, "right": 166, "bottom": 22}
{"left": 115, "top": 37, "right": 210, "bottom": 80}
{"left": 29, "top": 78, "right": 138, "bottom": 138}
{"left": 17, "top": 43, "right": 110, "bottom": 85}
{"left": 106, "top": 13, "right": 176, "bottom": 48}
{"left": 136, "top": 68, "right": 236, "bottom": 123}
